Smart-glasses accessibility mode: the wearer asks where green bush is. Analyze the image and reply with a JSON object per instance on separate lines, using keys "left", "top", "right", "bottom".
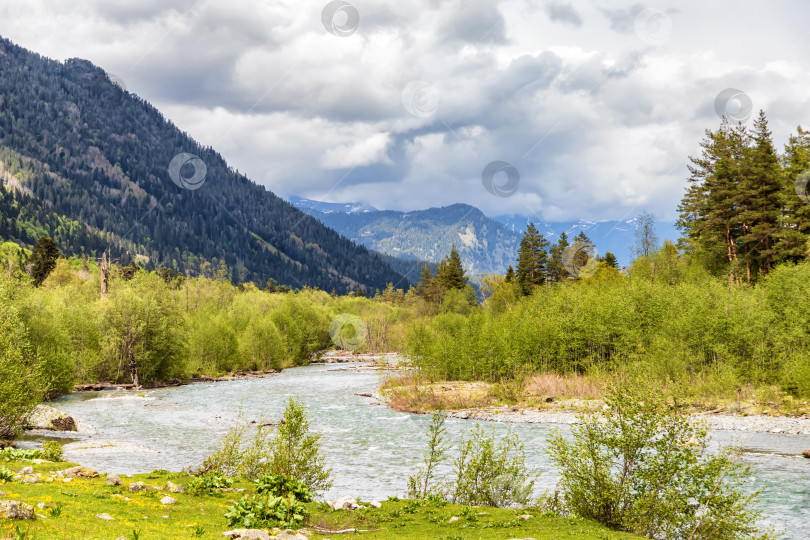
{"left": 547, "top": 386, "right": 770, "bottom": 539}
{"left": 0, "top": 466, "right": 14, "bottom": 482}
{"left": 407, "top": 411, "right": 449, "bottom": 500}
{"left": 267, "top": 398, "right": 332, "bottom": 493}
{"left": 224, "top": 494, "right": 308, "bottom": 529}
{"left": 450, "top": 425, "right": 535, "bottom": 508}
{"left": 186, "top": 472, "right": 233, "bottom": 496}
{"left": 254, "top": 473, "right": 312, "bottom": 502}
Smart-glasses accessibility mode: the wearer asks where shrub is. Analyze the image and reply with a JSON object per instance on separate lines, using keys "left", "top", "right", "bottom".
{"left": 267, "top": 397, "right": 332, "bottom": 493}
{"left": 186, "top": 472, "right": 233, "bottom": 496}
{"left": 450, "top": 425, "right": 535, "bottom": 507}
{"left": 254, "top": 473, "right": 312, "bottom": 502}
{"left": 547, "top": 386, "right": 771, "bottom": 539}
{"left": 0, "top": 466, "right": 14, "bottom": 482}
{"left": 407, "top": 410, "right": 449, "bottom": 499}
{"left": 42, "top": 441, "right": 63, "bottom": 462}
{"left": 225, "top": 494, "right": 308, "bottom": 529}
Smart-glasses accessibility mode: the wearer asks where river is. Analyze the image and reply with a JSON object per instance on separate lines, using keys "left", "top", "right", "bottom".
{"left": 41, "top": 362, "right": 810, "bottom": 539}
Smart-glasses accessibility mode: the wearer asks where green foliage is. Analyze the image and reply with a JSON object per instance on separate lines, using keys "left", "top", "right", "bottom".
{"left": 450, "top": 425, "right": 535, "bottom": 508}
{"left": 42, "top": 441, "right": 64, "bottom": 462}
{"left": 407, "top": 411, "right": 449, "bottom": 500}
{"left": 224, "top": 493, "right": 308, "bottom": 530}
{"left": 268, "top": 398, "right": 333, "bottom": 493}
{"left": 29, "top": 237, "right": 61, "bottom": 287}
{"left": 185, "top": 472, "right": 233, "bottom": 496}
{"left": 254, "top": 473, "right": 312, "bottom": 502}
{"left": 98, "top": 271, "right": 187, "bottom": 386}
{"left": 0, "top": 466, "right": 14, "bottom": 482}
{"left": 0, "top": 275, "right": 46, "bottom": 438}
{"left": 407, "top": 254, "right": 810, "bottom": 398}
{"left": 547, "top": 386, "right": 770, "bottom": 539}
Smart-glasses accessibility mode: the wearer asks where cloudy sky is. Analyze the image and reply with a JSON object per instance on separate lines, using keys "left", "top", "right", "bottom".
{"left": 2, "top": 0, "right": 810, "bottom": 223}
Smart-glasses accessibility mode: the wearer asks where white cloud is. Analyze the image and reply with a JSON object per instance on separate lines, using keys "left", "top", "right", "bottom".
{"left": 1, "top": 0, "right": 810, "bottom": 222}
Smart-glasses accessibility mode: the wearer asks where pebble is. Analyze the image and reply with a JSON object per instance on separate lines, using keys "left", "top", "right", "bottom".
{"left": 95, "top": 513, "right": 115, "bottom": 520}
{"left": 448, "top": 516, "right": 459, "bottom": 523}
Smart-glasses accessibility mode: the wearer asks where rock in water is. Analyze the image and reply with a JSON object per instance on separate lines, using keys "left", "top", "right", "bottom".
{"left": 221, "top": 530, "right": 272, "bottom": 540}
{"left": 803, "top": 449, "right": 810, "bottom": 458}
{"left": 0, "top": 500, "right": 35, "bottom": 520}
{"left": 62, "top": 466, "right": 98, "bottom": 478}
{"left": 106, "top": 474, "right": 122, "bottom": 486}
{"left": 165, "top": 481, "right": 184, "bottom": 493}
{"left": 50, "top": 416, "right": 77, "bottom": 431}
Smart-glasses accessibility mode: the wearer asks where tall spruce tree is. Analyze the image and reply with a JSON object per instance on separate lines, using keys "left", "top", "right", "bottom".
{"left": 737, "top": 111, "right": 783, "bottom": 282}
{"left": 515, "top": 223, "right": 549, "bottom": 294}
{"left": 547, "top": 232, "right": 569, "bottom": 282}
{"left": 779, "top": 126, "right": 810, "bottom": 262}
{"left": 436, "top": 245, "right": 467, "bottom": 290}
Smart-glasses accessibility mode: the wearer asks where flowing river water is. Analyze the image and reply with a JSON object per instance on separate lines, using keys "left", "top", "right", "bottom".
{"left": 36, "top": 362, "right": 810, "bottom": 538}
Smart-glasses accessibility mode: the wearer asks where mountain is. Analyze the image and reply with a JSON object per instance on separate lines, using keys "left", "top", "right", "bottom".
{"left": 0, "top": 37, "right": 406, "bottom": 293}
{"left": 292, "top": 200, "right": 521, "bottom": 275}
{"left": 289, "top": 196, "right": 378, "bottom": 215}
{"left": 494, "top": 215, "right": 681, "bottom": 268}
{"left": 292, "top": 197, "right": 681, "bottom": 273}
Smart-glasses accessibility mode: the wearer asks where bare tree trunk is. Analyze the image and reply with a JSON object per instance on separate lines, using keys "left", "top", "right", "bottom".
{"left": 100, "top": 251, "right": 110, "bottom": 298}
{"left": 128, "top": 342, "right": 139, "bottom": 388}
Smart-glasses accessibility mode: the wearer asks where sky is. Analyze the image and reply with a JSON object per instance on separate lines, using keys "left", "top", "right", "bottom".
{"left": 2, "top": 0, "right": 810, "bottom": 223}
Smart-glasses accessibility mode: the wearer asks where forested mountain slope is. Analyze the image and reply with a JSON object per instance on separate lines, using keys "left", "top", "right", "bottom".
{"left": 0, "top": 37, "right": 405, "bottom": 292}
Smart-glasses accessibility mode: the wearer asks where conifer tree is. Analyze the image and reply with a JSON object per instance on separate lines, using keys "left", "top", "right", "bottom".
{"left": 515, "top": 223, "right": 549, "bottom": 294}
{"left": 778, "top": 126, "right": 810, "bottom": 262}
{"left": 737, "top": 111, "right": 783, "bottom": 282}
{"left": 30, "top": 236, "right": 60, "bottom": 287}
{"left": 547, "top": 232, "right": 569, "bottom": 283}
{"left": 436, "top": 245, "right": 467, "bottom": 290}
{"left": 602, "top": 251, "right": 619, "bottom": 269}
{"left": 504, "top": 265, "right": 514, "bottom": 283}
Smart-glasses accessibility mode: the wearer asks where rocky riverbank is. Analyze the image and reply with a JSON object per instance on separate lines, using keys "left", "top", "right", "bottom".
{"left": 443, "top": 405, "right": 810, "bottom": 435}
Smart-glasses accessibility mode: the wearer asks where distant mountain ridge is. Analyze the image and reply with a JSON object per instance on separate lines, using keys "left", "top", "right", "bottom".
{"left": 292, "top": 197, "right": 680, "bottom": 273}
{"left": 0, "top": 36, "right": 406, "bottom": 293}
{"left": 292, "top": 199, "right": 521, "bottom": 275}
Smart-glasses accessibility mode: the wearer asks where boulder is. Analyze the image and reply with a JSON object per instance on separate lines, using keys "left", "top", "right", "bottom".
{"left": 802, "top": 449, "right": 810, "bottom": 459}
{"left": 51, "top": 416, "right": 77, "bottom": 431}
{"left": 106, "top": 474, "right": 122, "bottom": 486}
{"left": 165, "top": 481, "right": 184, "bottom": 493}
{"left": 221, "top": 530, "right": 272, "bottom": 540}
{"left": 368, "top": 500, "right": 382, "bottom": 508}
{"left": 160, "top": 496, "right": 176, "bottom": 505}
{"left": 129, "top": 481, "right": 146, "bottom": 492}
{"left": 20, "top": 466, "right": 33, "bottom": 475}
{"left": 24, "top": 405, "right": 77, "bottom": 432}
{"left": 327, "top": 496, "right": 359, "bottom": 510}
{"left": 95, "top": 513, "right": 115, "bottom": 520}
{"left": 448, "top": 516, "right": 459, "bottom": 523}
{"left": 62, "top": 466, "right": 98, "bottom": 478}
{"left": 0, "top": 500, "right": 35, "bottom": 520}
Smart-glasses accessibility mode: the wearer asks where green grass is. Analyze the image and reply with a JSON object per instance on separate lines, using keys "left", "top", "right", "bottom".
{"left": 0, "top": 460, "right": 643, "bottom": 540}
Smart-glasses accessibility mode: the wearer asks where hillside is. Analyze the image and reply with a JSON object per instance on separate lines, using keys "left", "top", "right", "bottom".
{"left": 292, "top": 198, "right": 521, "bottom": 275}
{"left": 0, "top": 37, "right": 405, "bottom": 293}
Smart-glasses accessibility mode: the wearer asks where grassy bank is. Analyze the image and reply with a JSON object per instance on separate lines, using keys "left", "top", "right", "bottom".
{"left": 0, "top": 458, "right": 642, "bottom": 540}
{"left": 381, "top": 372, "right": 810, "bottom": 417}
